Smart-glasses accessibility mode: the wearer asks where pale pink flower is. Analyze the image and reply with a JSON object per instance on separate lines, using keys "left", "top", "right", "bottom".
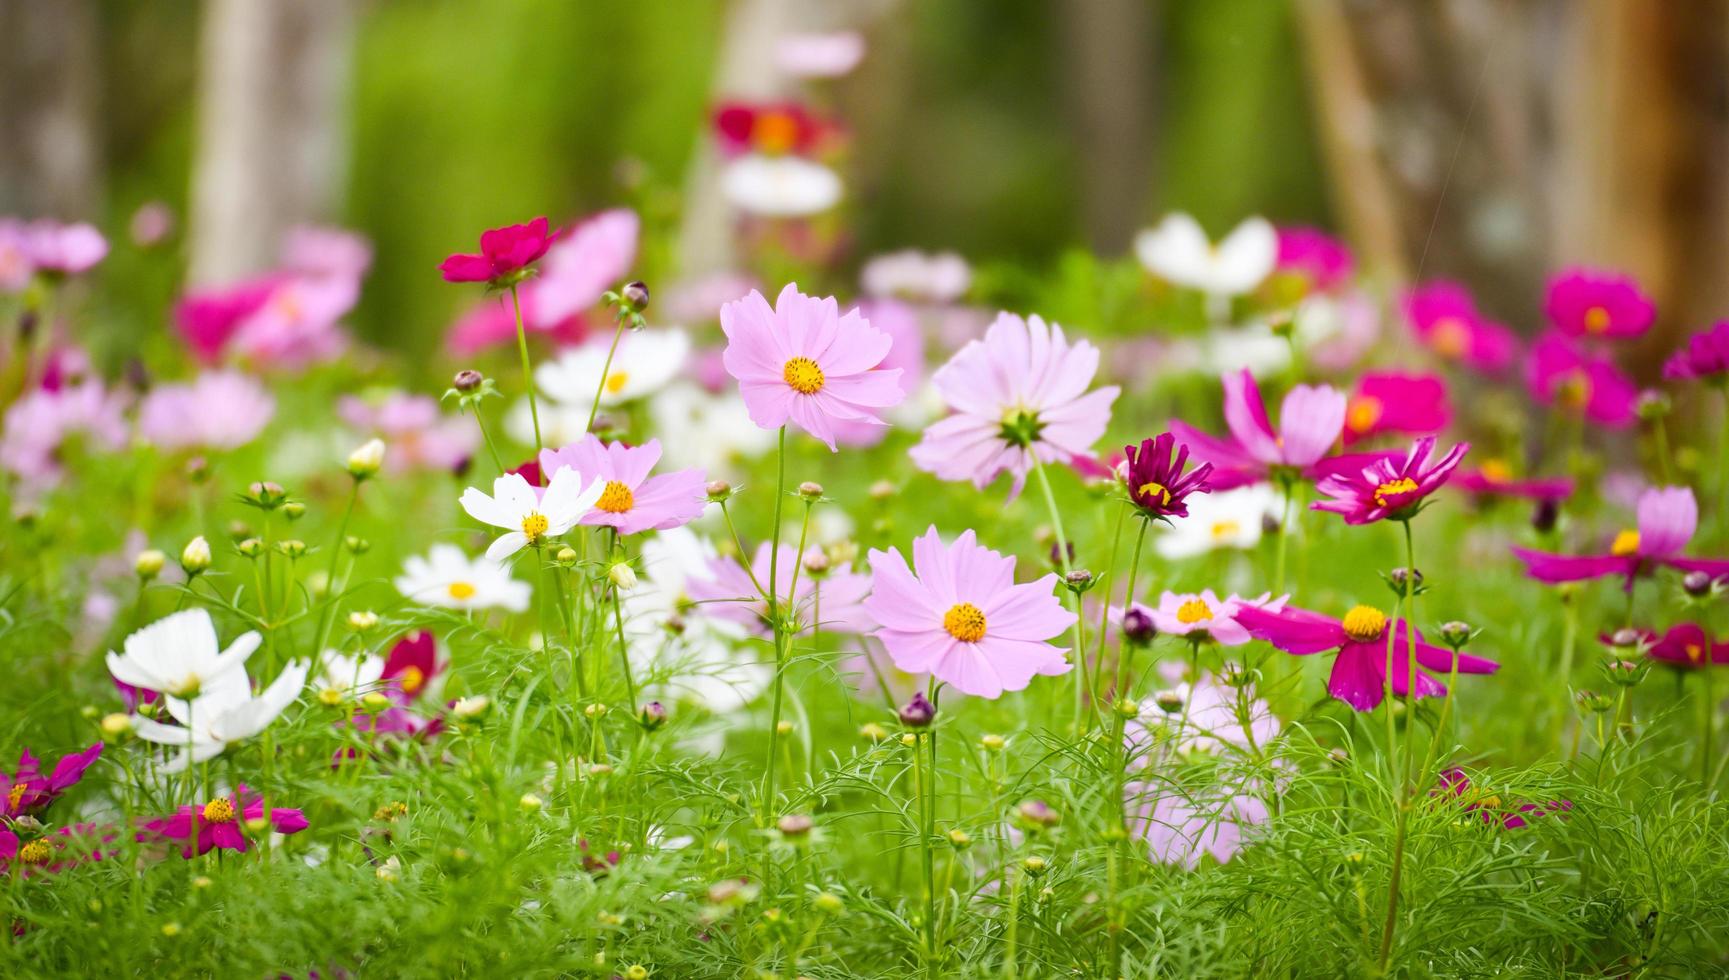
{"left": 1133, "top": 591, "right": 1286, "bottom": 647}
{"left": 538, "top": 436, "right": 707, "bottom": 536}
{"left": 226, "top": 274, "right": 355, "bottom": 368}
{"left": 860, "top": 249, "right": 971, "bottom": 304}
{"left": 0, "top": 220, "right": 35, "bottom": 291}
{"left": 283, "top": 225, "right": 373, "bottom": 280}
{"left": 530, "top": 209, "right": 638, "bottom": 328}
{"left": 24, "top": 220, "right": 107, "bottom": 275}
{"left": 1170, "top": 369, "right": 1349, "bottom": 490}
{"left": 863, "top": 526, "right": 1074, "bottom": 698}
{"left": 1126, "top": 788, "right": 1267, "bottom": 870}
{"left": 719, "top": 283, "right": 906, "bottom": 451}
{"left": 0, "top": 380, "right": 129, "bottom": 486}
{"left": 910, "top": 312, "right": 1119, "bottom": 499}
{"left": 831, "top": 299, "right": 925, "bottom": 448}
{"left": 775, "top": 31, "right": 866, "bottom": 78}
{"left": 137, "top": 371, "right": 274, "bottom": 452}
{"left": 338, "top": 393, "right": 476, "bottom": 473}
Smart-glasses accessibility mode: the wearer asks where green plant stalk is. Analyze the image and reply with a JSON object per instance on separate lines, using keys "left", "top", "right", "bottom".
{"left": 509, "top": 283, "right": 543, "bottom": 461}
{"left": 1376, "top": 518, "right": 1420, "bottom": 972}
{"left": 1030, "top": 454, "right": 1091, "bottom": 733}
{"left": 760, "top": 426, "right": 789, "bottom": 823}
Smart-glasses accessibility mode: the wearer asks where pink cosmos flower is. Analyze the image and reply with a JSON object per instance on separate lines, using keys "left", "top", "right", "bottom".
{"left": 439, "top": 217, "right": 559, "bottom": 285}
{"left": 1403, "top": 282, "right": 1519, "bottom": 372}
{"left": 0, "top": 219, "right": 34, "bottom": 291}
{"left": 23, "top": 220, "right": 108, "bottom": 275}
{"left": 1126, "top": 788, "right": 1266, "bottom": 870}
{"left": 339, "top": 393, "right": 476, "bottom": 473}
{"left": 531, "top": 209, "right": 638, "bottom": 327}
{"left": 1455, "top": 460, "right": 1574, "bottom": 503}
{"left": 831, "top": 299, "right": 925, "bottom": 448}
{"left": 719, "top": 283, "right": 905, "bottom": 451}
{"left": 1130, "top": 666, "right": 1282, "bottom": 758}
{"left": 1343, "top": 372, "right": 1449, "bottom": 445}
{"left": 1274, "top": 225, "right": 1353, "bottom": 292}
{"left": 1169, "top": 369, "right": 1347, "bottom": 490}
{"left": 688, "top": 543, "right": 872, "bottom": 638}
{"left": 863, "top": 526, "right": 1075, "bottom": 698}
{"left": 226, "top": 274, "right": 354, "bottom": 368}
{"left": 1311, "top": 435, "right": 1468, "bottom": 525}
{"left": 174, "top": 276, "right": 280, "bottom": 361}
{"left": 0, "top": 379, "right": 129, "bottom": 487}
{"left": 1511, "top": 486, "right": 1729, "bottom": 590}
{"left": 539, "top": 436, "right": 707, "bottom": 535}
{"left": 911, "top": 312, "right": 1119, "bottom": 499}
{"left": 1132, "top": 591, "right": 1285, "bottom": 647}
{"left": 129, "top": 201, "right": 176, "bottom": 248}
{"left": 1435, "top": 769, "right": 1571, "bottom": 829}
{"left": 282, "top": 225, "right": 373, "bottom": 280}
{"left": 138, "top": 371, "right": 275, "bottom": 452}
{"left": 1526, "top": 332, "right": 1637, "bottom": 428}
{"left": 1544, "top": 268, "right": 1654, "bottom": 340}
{"left": 445, "top": 293, "right": 589, "bottom": 356}
{"left": 1617, "top": 623, "right": 1729, "bottom": 669}
{"left": 138, "top": 785, "right": 308, "bottom": 858}
{"left": 713, "top": 102, "right": 830, "bottom": 158}
{"left": 775, "top": 31, "right": 866, "bottom": 78}
{"left": 0, "top": 744, "right": 101, "bottom": 818}
{"left": 1663, "top": 321, "right": 1729, "bottom": 381}
{"left": 1234, "top": 602, "right": 1498, "bottom": 711}
{"left": 1122, "top": 432, "right": 1213, "bottom": 520}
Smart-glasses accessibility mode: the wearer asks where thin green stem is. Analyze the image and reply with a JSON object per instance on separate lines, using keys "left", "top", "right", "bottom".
{"left": 1029, "top": 454, "right": 1090, "bottom": 732}
{"left": 509, "top": 284, "right": 543, "bottom": 462}
{"left": 760, "top": 426, "right": 790, "bottom": 823}
{"left": 585, "top": 317, "right": 628, "bottom": 434}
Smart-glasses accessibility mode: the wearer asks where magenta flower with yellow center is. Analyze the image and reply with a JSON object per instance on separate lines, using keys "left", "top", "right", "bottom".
{"left": 1122, "top": 432, "right": 1213, "bottom": 519}
{"left": 720, "top": 283, "right": 905, "bottom": 451}
{"left": 539, "top": 435, "right": 707, "bottom": 536}
{"left": 1169, "top": 369, "right": 1347, "bottom": 490}
{"left": 1311, "top": 435, "right": 1468, "bottom": 525}
{"left": 1544, "top": 268, "right": 1654, "bottom": 340}
{"left": 1512, "top": 486, "right": 1729, "bottom": 590}
{"left": 864, "top": 526, "right": 1075, "bottom": 698}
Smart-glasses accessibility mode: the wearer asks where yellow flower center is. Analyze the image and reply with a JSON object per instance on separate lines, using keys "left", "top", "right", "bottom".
{"left": 1430, "top": 318, "right": 1469, "bottom": 357}
{"left": 520, "top": 512, "right": 549, "bottom": 543}
{"left": 1583, "top": 305, "right": 1611, "bottom": 334}
{"left": 202, "top": 798, "right": 236, "bottom": 824}
{"left": 1479, "top": 458, "right": 1512, "bottom": 483}
{"left": 1557, "top": 370, "right": 1592, "bottom": 409}
{"left": 1346, "top": 396, "right": 1383, "bottom": 434}
{"left": 1610, "top": 529, "right": 1640, "bottom": 557}
{"left": 374, "top": 801, "right": 408, "bottom": 821}
{"left": 782, "top": 357, "right": 825, "bottom": 395}
{"left": 754, "top": 111, "right": 800, "bottom": 155}
{"left": 604, "top": 371, "right": 630, "bottom": 395}
{"left": 942, "top": 602, "right": 987, "bottom": 643}
{"left": 1686, "top": 643, "right": 1705, "bottom": 663}
{"left": 1477, "top": 794, "right": 1503, "bottom": 810}
{"left": 398, "top": 665, "right": 426, "bottom": 695}
{"left": 1136, "top": 481, "right": 1171, "bottom": 505}
{"left": 596, "top": 480, "right": 635, "bottom": 513}
{"left": 17, "top": 839, "right": 50, "bottom": 866}
{"left": 1341, "top": 604, "right": 1388, "bottom": 643}
{"left": 1176, "top": 599, "right": 1213, "bottom": 624}
{"left": 446, "top": 581, "right": 477, "bottom": 601}
{"left": 1210, "top": 520, "right": 1241, "bottom": 540}
{"left": 1374, "top": 477, "right": 1419, "bottom": 508}
{"left": 6, "top": 783, "right": 25, "bottom": 811}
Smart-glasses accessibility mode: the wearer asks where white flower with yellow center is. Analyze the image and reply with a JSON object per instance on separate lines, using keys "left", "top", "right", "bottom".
{"left": 1155, "top": 483, "right": 1284, "bottom": 560}
{"left": 535, "top": 327, "right": 690, "bottom": 411}
{"left": 394, "top": 543, "right": 532, "bottom": 612}
{"left": 312, "top": 650, "right": 384, "bottom": 704}
{"left": 1135, "top": 213, "right": 1276, "bottom": 299}
{"left": 106, "top": 608, "right": 260, "bottom": 699}
{"left": 460, "top": 469, "right": 603, "bottom": 562}
{"left": 131, "top": 659, "right": 309, "bottom": 772}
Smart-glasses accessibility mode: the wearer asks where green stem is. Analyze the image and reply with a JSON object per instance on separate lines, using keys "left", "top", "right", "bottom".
{"left": 609, "top": 532, "right": 638, "bottom": 712}
{"left": 1376, "top": 519, "right": 1419, "bottom": 972}
{"left": 1029, "top": 454, "right": 1090, "bottom": 732}
{"left": 585, "top": 316, "right": 628, "bottom": 435}
{"left": 509, "top": 284, "right": 543, "bottom": 462}
{"left": 760, "top": 426, "right": 789, "bottom": 823}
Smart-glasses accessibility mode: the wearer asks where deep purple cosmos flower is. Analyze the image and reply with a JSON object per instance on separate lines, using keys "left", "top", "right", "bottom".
{"left": 1526, "top": 332, "right": 1638, "bottom": 428}
{"left": 139, "top": 785, "right": 308, "bottom": 857}
{"left": 1544, "top": 268, "right": 1654, "bottom": 340}
{"left": 1233, "top": 602, "right": 1498, "bottom": 711}
{"left": 1511, "top": 486, "right": 1729, "bottom": 590}
{"left": 1, "top": 744, "right": 101, "bottom": 817}
{"left": 1123, "top": 433, "right": 1213, "bottom": 520}
{"left": 1311, "top": 435, "right": 1468, "bottom": 525}
{"left": 1663, "top": 321, "right": 1729, "bottom": 382}
{"left": 1435, "top": 769, "right": 1571, "bottom": 829}
{"left": 1170, "top": 369, "right": 1347, "bottom": 490}
{"left": 439, "top": 217, "right": 559, "bottom": 285}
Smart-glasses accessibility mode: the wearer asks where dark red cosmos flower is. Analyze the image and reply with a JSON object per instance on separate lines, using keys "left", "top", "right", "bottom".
{"left": 439, "top": 217, "right": 559, "bottom": 285}
{"left": 1122, "top": 432, "right": 1212, "bottom": 520}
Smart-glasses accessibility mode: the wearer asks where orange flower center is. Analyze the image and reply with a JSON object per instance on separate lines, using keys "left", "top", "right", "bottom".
{"left": 398, "top": 665, "right": 426, "bottom": 695}
{"left": 1583, "top": 305, "right": 1611, "bottom": 334}
{"left": 1611, "top": 529, "right": 1640, "bottom": 557}
{"left": 1479, "top": 458, "right": 1512, "bottom": 483}
{"left": 1176, "top": 599, "right": 1213, "bottom": 624}
{"left": 942, "top": 603, "right": 987, "bottom": 643}
{"left": 596, "top": 480, "right": 635, "bottom": 513}
{"left": 202, "top": 798, "right": 236, "bottom": 825}
{"left": 1342, "top": 605, "right": 1388, "bottom": 642}
{"left": 783, "top": 357, "right": 825, "bottom": 395}
{"left": 1430, "top": 318, "right": 1470, "bottom": 358}
{"left": 753, "top": 112, "right": 800, "bottom": 155}
{"left": 1346, "top": 396, "right": 1383, "bottom": 434}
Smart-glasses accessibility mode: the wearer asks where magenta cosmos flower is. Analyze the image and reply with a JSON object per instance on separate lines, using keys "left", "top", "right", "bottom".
{"left": 1526, "top": 332, "right": 1638, "bottom": 428}
{"left": 719, "top": 283, "right": 905, "bottom": 451}
{"left": 1312, "top": 435, "right": 1468, "bottom": 525}
{"left": 1455, "top": 459, "right": 1574, "bottom": 503}
{"left": 1435, "top": 769, "right": 1571, "bottom": 830}
{"left": 1512, "top": 486, "right": 1729, "bottom": 590}
{"left": 911, "top": 312, "right": 1118, "bottom": 499}
{"left": 1, "top": 744, "right": 101, "bottom": 818}
{"left": 1234, "top": 602, "right": 1498, "bottom": 711}
{"left": 539, "top": 435, "right": 707, "bottom": 535}
{"left": 1544, "top": 268, "right": 1654, "bottom": 340}
{"left": 863, "top": 526, "right": 1075, "bottom": 698}
{"left": 438, "top": 216, "right": 559, "bottom": 285}
{"left": 1663, "top": 321, "right": 1729, "bottom": 381}
{"left": 1619, "top": 623, "right": 1729, "bottom": 669}
{"left": 139, "top": 785, "right": 308, "bottom": 857}
{"left": 1170, "top": 370, "right": 1347, "bottom": 490}
{"left": 688, "top": 543, "right": 873, "bottom": 638}
{"left": 1403, "top": 282, "right": 1519, "bottom": 373}
{"left": 1, "top": 823, "right": 115, "bottom": 875}
{"left": 1129, "top": 591, "right": 1285, "bottom": 646}
{"left": 1343, "top": 372, "right": 1449, "bottom": 446}
{"left": 1274, "top": 225, "right": 1353, "bottom": 292}
{"left": 1122, "top": 432, "right": 1213, "bottom": 520}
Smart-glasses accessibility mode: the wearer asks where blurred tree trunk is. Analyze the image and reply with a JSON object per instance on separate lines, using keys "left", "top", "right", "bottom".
{"left": 1058, "top": 0, "right": 1156, "bottom": 255}
{"left": 0, "top": 0, "right": 102, "bottom": 218}
{"left": 187, "top": 0, "right": 357, "bottom": 286}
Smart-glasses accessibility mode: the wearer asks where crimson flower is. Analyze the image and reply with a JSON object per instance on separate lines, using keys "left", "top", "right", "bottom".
{"left": 439, "top": 217, "right": 559, "bottom": 286}
{"left": 1122, "top": 432, "right": 1212, "bottom": 520}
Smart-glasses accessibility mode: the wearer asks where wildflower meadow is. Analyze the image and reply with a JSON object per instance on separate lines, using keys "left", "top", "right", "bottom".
{"left": 6, "top": 8, "right": 1729, "bottom": 978}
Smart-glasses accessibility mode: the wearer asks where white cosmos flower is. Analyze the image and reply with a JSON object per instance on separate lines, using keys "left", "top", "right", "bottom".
{"left": 312, "top": 650, "right": 384, "bottom": 701}
{"left": 459, "top": 468, "right": 602, "bottom": 561}
{"left": 535, "top": 327, "right": 690, "bottom": 410}
{"left": 1156, "top": 483, "right": 1285, "bottom": 560}
{"left": 395, "top": 543, "right": 531, "bottom": 612}
{"left": 106, "top": 608, "right": 259, "bottom": 698}
{"left": 649, "top": 382, "right": 776, "bottom": 476}
{"left": 1135, "top": 213, "right": 1276, "bottom": 298}
{"left": 132, "top": 659, "right": 309, "bottom": 771}
{"left": 622, "top": 527, "right": 769, "bottom": 713}
{"left": 721, "top": 154, "right": 842, "bottom": 218}
{"left": 860, "top": 249, "right": 971, "bottom": 303}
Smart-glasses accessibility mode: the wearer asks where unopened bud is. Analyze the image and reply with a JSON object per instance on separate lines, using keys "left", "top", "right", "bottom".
{"left": 1064, "top": 569, "right": 1094, "bottom": 594}
{"left": 776, "top": 814, "right": 813, "bottom": 838}
{"left": 180, "top": 536, "right": 212, "bottom": 575}
{"left": 899, "top": 691, "right": 936, "bottom": 728}
{"left": 346, "top": 610, "right": 380, "bottom": 632}
{"left": 519, "top": 793, "right": 543, "bottom": 812}
{"left": 621, "top": 280, "right": 650, "bottom": 313}
{"left": 947, "top": 828, "right": 972, "bottom": 849}
{"left": 608, "top": 563, "right": 638, "bottom": 592}
{"left": 705, "top": 480, "right": 732, "bottom": 502}
{"left": 275, "top": 539, "right": 306, "bottom": 559}
{"left": 345, "top": 536, "right": 371, "bottom": 554}
{"left": 134, "top": 549, "right": 166, "bottom": 580}
{"left": 1154, "top": 689, "right": 1185, "bottom": 714}
{"left": 453, "top": 369, "right": 484, "bottom": 392}
{"left": 247, "top": 482, "right": 286, "bottom": 508}
{"left": 638, "top": 701, "right": 667, "bottom": 731}
{"left": 452, "top": 695, "right": 491, "bottom": 719}
{"left": 1684, "top": 570, "right": 1716, "bottom": 598}
{"left": 1440, "top": 621, "right": 1473, "bottom": 648}
{"left": 980, "top": 733, "right": 1005, "bottom": 751}
{"left": 859, "top": 722, "right": 889, "bottom": 741}
{"left": 775, "top": 720, "right": 794, "bottom": 736}
{"left": 236, "top": 538, "right": 263, "bottom": 558}
{"left": 99, "top": 713, "right": 132, "bottom": 739}
{"left": 585, "top": 703, "right": 609, "bottom": 720}
{"left": 1015, "top": 799, "right": 1060, "bottom": 830}
{"left": 797, "top": 481, "right": 824, "bottom": 501}
{"left": 1120, "top": 606, "right": 1157, "bottom": 645}
{"left": 555, "top": 546, "right": 577, "bottom": 566}
{"left": 347, "top": 439, "right": 386, "bottom": 480}
{"left": 1635, "top": 389, "right": 1671, "bottom": 420}
{"left": 1531, "top": 499, "right": 1560, "bottom": 534}
{"left": 869, "top": 479, "right": 896, "bottom": 500}
{"left": 801, "top": 549, "right": 831, "bottom": 576}
{"left": 1610, "top": 628, "right": 1642, "bottom": 649}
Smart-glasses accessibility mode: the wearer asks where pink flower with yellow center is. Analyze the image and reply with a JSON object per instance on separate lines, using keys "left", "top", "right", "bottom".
{"left": 137, "top": 785, "right": 308, "bottom": 858}
{"left": 1170, "top": 369, "right": 1350, "bottom": 490}
{"left": 863, "top": 526, "right": 1075, "bottom": 698}
{"left": 1526, "top": 332, "right": 1637, "bottom": 428}
{"left": 1512, "top": 486, "right": 1729, "bottom": 590}
{"left": 539, "top": 436, "right": 707, "bottom": 536}
{"left": 1403, "top": 282, "right": 1519, "bottom": 373}
{"left": 720, "top": 284, "right": 906, "bottom": 451}
{"left": 1311, "top": 435, "right": 1468, "bottom": 525}
{"left": 1455, "top": 459, "right": 1574, "bottom": 503}
{"left": 1544, "top": 268, "right": 1654, "bottom": 340}
{"left": 1128, "top": 590, "right": 1285, "bottom": 646}
{"left": 1342, "top": 372, "right": 1449, "bottom": 446}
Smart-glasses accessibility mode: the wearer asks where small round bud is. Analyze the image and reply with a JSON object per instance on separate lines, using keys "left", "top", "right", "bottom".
{"left": 585, "top": 702, "right": 609, "bottom": 720}
{"left": 638, "top": 701, "right": 667, "bottom": 731}
{"left": 346, "top": 610, "right": 379, "bottom": 632}
{"left": 1635, "top": 389, "right": 1671, "bottom": 420}
{"left": 800, "top": 549, "right": 831, "bottom": 576}
{"left": 1047, "top": 539, "right": 1076, "bottom": 571}
{"left": 453, "top": 695, "right": 491, "bottom": 719}
{"left": 99, "top": 713, "right": 133, "bottom": 739}
{"left": 1531, "top": 499, "right": 1560, "bottom": 534}
{"left": 180, "top": 536, "right": 212, "bottom": 575}
{"left": 1154, "top": 689, "right": 1185, "bottom": 714}
{"left": 1388, "top": 566, "right": 1423, "bottom": 591}
{"left": 623, "top": 965, "right": 650, "bottom": 980}
{"left": 1327, "top": 747, "right": 1350, "bottom": 766}
{"left": 1113, "top": 697, "right": 1140, "bottom": 719}
{"left": 281, "top": 501, "right": 306, "bottom": 521}
{"left": 1439, "top": 621, "right": 1473, "bottom": 648}
{"left": 519, "top": 793, "right": 543, "bottom": 812}
{"left": 275, "top": 539, "right": 307, "bottom": 559}
{"left": 899, "top": 691, "right": 936, "bottom": 728}
{"left": 185, "top": 456, "right": 211, "bottom": 483}
{"left": 814, "top": 892, "right": 844, "bottom": 914}
{"left": 347, "top": 438, "right": 386, "bottom": 480}
{"left": 453, "top": 369, "right": 484, "bottom": 392}
{"left": 1015, "top": 799, "right": 1061, "bottom": 830}
{"left": 555, "top": 546, "right": 578, "bottom": 566}
{"left": 1021, "top": 855, "right": 1048, "bottom": 875}
{"left": 361, "top": 691, "right": 391, "bottom": 713}
{"left": 621, "top": 280, "right": 650, "bottom": 313}
{"left": 775, "top": 720, "right": 794, "bottom": 736}
{"left": 776, "top": 814, "right": 813, "bottom": 838}
{"left": 1603, "top": 658, "right": 1645, "bottom": 687}
{"left": 608, "top": 562, "right": 638, "bottom": 592}
{"left": 236, "top": 537, "right": 263, "bottom": 558}
{"left": 979, "top": 733, "right": 1005, "bottom": 752}
{"left": 1684, "top": 570, "right": 1716, "bottom": 598}
{"left": 134, "top": 549, "right": 166, "bottom": 580}
{"left": 1609, "top": 628, "right": 1642, "bottom": 649}
{"left": 161, "top": 922, "right": 182, "bottom": 938}
{"left": 797, "top": 481, "right": 824, "bottom": 500}
{"left": 869, "top": 479, "right": 896, "bottom": 500}
{"left": 947, "top": 828, "right": 972, "bottom": 849}
{"left": 900, "top": 732, "right": 918, "bottom": 747}
{"left": 345, "top": 535, "right": 371, "bottom": 554}
{"left": 247, "top": 481, "right": 286, "bottom": 507}
{"left": 1064, "top": 569, "right": 1094, "bottom": 593}
{"left": 859, "top": 722, "right": 889, "bottom": 741}
{"left": 317, "top": 687, "right": 345, "bottom": 708}
{"left": 1575, "top": 689, "right": 1614, "bottom": 713}
{"left": 705, "top": 480, "right": 732, "bottom": 502}
{"left": 1120, "top": 606, "right": 1157, "bottom": 646}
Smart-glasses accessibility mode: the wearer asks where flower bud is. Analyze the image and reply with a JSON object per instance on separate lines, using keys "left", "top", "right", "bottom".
{"left": 1531, "top": 499, "right": 1560, "bottom": 534}
{"left": 185, "top": 456, "right": 211, "bottom": 483}
{"left": 1603, "top": 658, "right": 1646, "bottom": 687}
{"left": 859, "top": 722, "right": 888, "bottom": 741}
{"left": 1609, "top": 628, "right": 1642, "bottom": 649}
{"left": 1021, "top": 855, "right": 1048, "bottom": 875}
{"left": 775, "top": 720, "right": 794, "bottom": 736}
{"left": 1635, "top": 388, "right": 1671, "bottom": 421}
{"left": 347, "top": 438, "right": 386, "bottom": 480}
{"left": 361, "top": 691, "right": 391, "bottom": 713}
{"left": 452, "top": 695, "right": 491, "bottom": 719}
{"left": 1064, "top": 569, "right": 1094, "bottom": 594}
{"left": 99, "top": 712, "right": 132, "bottom": 739}
{"left": 585, "top": 702, "right": 609, "bottom": 719}
{"left": 275, "top": 539, "right": 307, "bottom": 559}
{"left": 346, "top": 610, "right": 380, "bottom": 632}
{"left": 1387, "top": 566, "right": 1423, "bottom": 593}
{"left": 1684, "top": 570, "right": 1717, "bottom": 598}
{"left": 1219, "top": 661, "right": 1257, "bottom": 689}
{"left": 705, "top": 480, "right": 732, "bottom": 502}
{"left": 1439, "top": 621, "right": 1474, "bottom": 649}
{"left": 236, "top": 537, "right": 263, "bottom": 558}
{"left": 622, "top": 965, "right": 649, "bottom": 980}
{"left": 134, "top": 549, "right": 166, "bottom": 580}
{"left": 1575, "top": 689, "right": 1614, "bottom": 713}
{"left": 553, "top": 546, "right": 577, "bottom": 566}
{"left": 801, "top": 549, "right": 831, "bottom": 577}
{"left": 638, "top": 701, "right": 667, "bottom": 731}
{"left": 453, "top": 369, "right": 484, "bottom": 392}
{"left": 814, "top": 892, "right": 844, "bottom": 914}
{"left": 1154, "top": 689, "right": 1185, "bottom": 714}
{"left": 608, "top": 562, "right": 638, "bottom": 592}
{"left": 898, "top": 691, "right": 936, "bottom": 728}
{"left": 797, "top": 481, "right": 824, "bottom": 501}
{"left": 1120, "top": 606, "right": 1157, "bottom": 646}
{"left": 947, "top": 828, "right": 972, "bottom": 849}
{"left": 1015, "top": 799, "right": 1061, "bottom": 830}
{"left": 1113, "top": 697, "right": 1140, "bottom": 719}
{"left": 621, "top": 280, "right": 650, "bottom": 313}
{"left": 246, "top": 481, "right": 287, "bottom": 508}
{"left": 979, "top": 733, "right": 1005, "bottom": 751}
{"left": 345, "top": 536, "right": 371, "bottom": 554}
{"left": 519, "top": 793, "right": 543, "bottom": 812}
{"left": 869, "top": 479, "right": 896, "bottom": 500}
{"left": 776, "top": 813, "right": 813, "bottom": 838}
{"left": 900, "top": 732, "right": 918, "bottom": 747}
{"left": 180, "top": 536, "right": 212, "bottom": 575}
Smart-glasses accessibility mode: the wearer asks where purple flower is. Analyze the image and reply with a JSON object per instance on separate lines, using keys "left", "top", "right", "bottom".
{"left": 1512, "top": 486, "right": 1729, "bottom": 590}
{"left": 137, "top": 371, "right": 275, "bottom": 452}
{"left": 1123, "top": 432, "right": 1213, "bottom": 519}
{"left": 1544, "top": 268, "right": 1654, "bottom": 340}
{"left": 1311, "top": 435, "right": 1469, "bottom": 525}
